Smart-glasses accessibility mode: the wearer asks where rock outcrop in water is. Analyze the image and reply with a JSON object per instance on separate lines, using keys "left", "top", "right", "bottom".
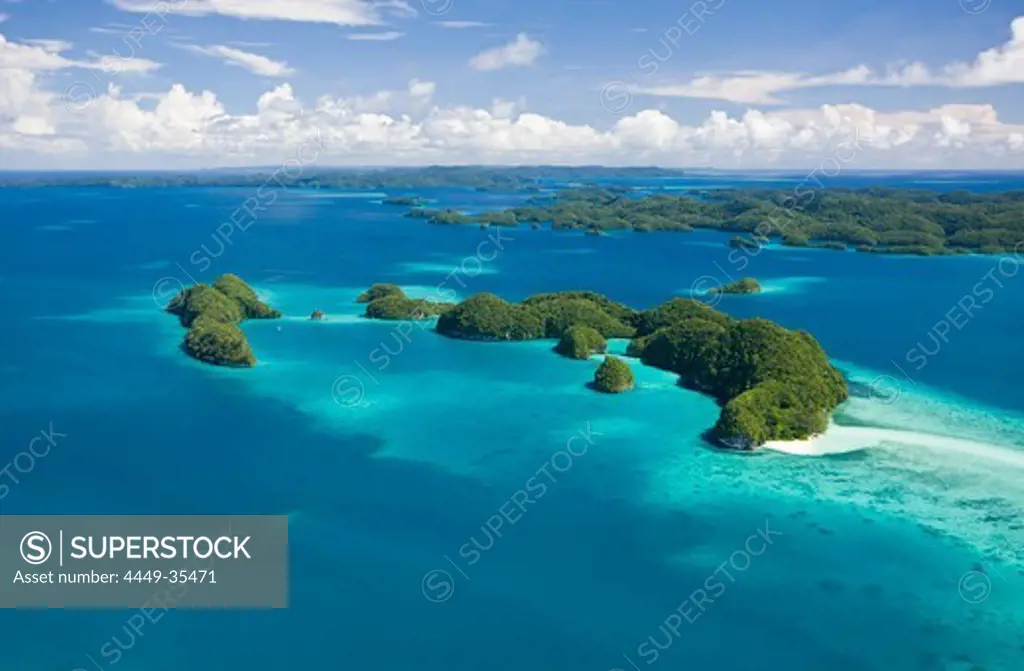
{"left": 166, "top": 275, "right": 280, "bottom": 367}
{"left": 593, "top": 356, "right": 634, "bottom": 393}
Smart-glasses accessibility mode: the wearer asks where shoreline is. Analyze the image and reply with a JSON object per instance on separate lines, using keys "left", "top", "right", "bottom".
{"left": 762, "top": 421, "right": 1024, "bottom": 467}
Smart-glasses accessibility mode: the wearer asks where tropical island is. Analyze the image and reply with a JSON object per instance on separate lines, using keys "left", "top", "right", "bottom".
{"left": 709, "top": 278, "right": 762, "bottom": 295}
{"left": 165, "top": 274, "right": 281, "bottom": 367}
{"left": 555, "top": 325, "right": 607, "bottom": 360}
{"left": 12, "top": 166, "right": 1023, "bottom": 254}
{"left": 406, "top": 207, "right": 520, "bottom": 227}
{"left": 359, "top": 283, "right": 847, "bottom": 449}
{"left": 382, "top": 195, "right": 426, "bottom": 206}
{"left": 593, "top": 356, "right": 634, "bottom": 394}
{"left": 358, "top": 284, "right": 454, "bottom": 320}
{"left": 413, "top": 187, "right": 1024, "bottom": 256}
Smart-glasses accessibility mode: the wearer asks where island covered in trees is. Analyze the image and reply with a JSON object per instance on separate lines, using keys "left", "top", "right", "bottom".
{"left": 11, "top": 166, "right": 1022, "bottom": 254}
{"left": 360, "top": 284, "right": 848, "bottom": 449}
{"left": 406, "top": 187, "right": 1024, "bottom": 255}
{"left": 709, "top": 278, "right": 762, "bottom": 295}
{"left": 593, "top": 357, "right": 634, "bottom": 394}
{"left": 166, "top": 274, "right": 281, "bottom": 366}
{"left": 358, "top": 283, "right": 454, "bottom": 320}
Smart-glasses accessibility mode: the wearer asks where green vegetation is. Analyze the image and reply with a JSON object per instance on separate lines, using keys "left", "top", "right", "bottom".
{"left": 522, "top": 292, "right": 636, "bottom": 338}
{"left": 593, "top": 356, "right": 635, "bottom": 394}
{"left": 212, "top": 274, "right": 281, "bottom": 319}
{"left": 436, "top": 293, "right": 545, "bottom": 340}
{"left": 555, "top": 325, "right": 607, "bottom": 359}
{"left": 184, "top": 316, "right": 256, "bottom": 367}
{"left": 364, "top": 293, "right": 453, "bottom": 320}
{"left": 167, "top": 284, "right": 244, "bottom": 327}
{"left": 406, "top": 208, "right": 520, "bottom": 227}
{"left": 629, "top": 317, "right": 847, "bottom": 449}
{"left": 19, "top": 167, "right": 1020, "bottom": 254}
{"left": 422, "top": 283, "right": 846, "bottom": 447}
{"left": 357, "top": 283, "right": 403, "bottom": 303}
{"left": 709, "top": 278, "right": 762, "bottom": 295}
{"left": 165, "top": 274, "right": 280, "bottom": 367}
{"left": 448, "top": 186, "right": 1024, "bottom": 255}
{"left": 310, "top": 310, "right": 326, "bottom": 320}
{"left": 633, "top": 297, "right": 731, "bottom": 336}
{"left": 359, "top": 285, "right": 453, "bottom": 320}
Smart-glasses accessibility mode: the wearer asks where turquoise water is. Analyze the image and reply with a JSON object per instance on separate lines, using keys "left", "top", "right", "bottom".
{"left": 1, "top": 177, "right": 1023, "bottom": 670}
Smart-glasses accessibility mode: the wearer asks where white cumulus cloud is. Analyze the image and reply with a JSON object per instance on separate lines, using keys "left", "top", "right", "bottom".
{"left": 3, "top": 74, "right": 1022, "bottom": 169}
{"left": 469, "top": 33, "right": 544, "bottom": 71}
{"left": 408, "top": 79, "right": 436, "bottom": 97}
{"left": 636, "top": 16, "right": 1024, "bottom": 104}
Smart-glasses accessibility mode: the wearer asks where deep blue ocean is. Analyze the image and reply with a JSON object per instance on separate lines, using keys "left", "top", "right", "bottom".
{"left": 1, "top": 171, "right": 1023, "bottom": 670}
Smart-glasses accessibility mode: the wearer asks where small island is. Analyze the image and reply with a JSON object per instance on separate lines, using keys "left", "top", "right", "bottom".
{"left": 310, "top": 310, "right": 326, "bottom": 321}
{"left": 555, "top": 325, "right": 607, "bottom": 360}
{"left": 166, "top": 274, "right": 281, "bottom": 367}
{"left": 708, "top": 278, "right": 762, "bottom": 295}
{"left": 357, "top": 283, "right": 403, "bottom": 303}
{"left": 593, "top": 356, "right": 634, "bottom": 393}
{"left": 359, "top": 285, "right": 454, "bottom": 320}
{"left": 357, "top": 282, "right": 848, "bottom": 449}
{"left": 383, "top": 195, "right": 426, "bottom": 207}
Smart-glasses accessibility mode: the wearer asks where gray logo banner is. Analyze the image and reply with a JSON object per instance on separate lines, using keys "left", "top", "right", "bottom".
{"left": 0, "top": 515, "right": 288, "bottom": 608}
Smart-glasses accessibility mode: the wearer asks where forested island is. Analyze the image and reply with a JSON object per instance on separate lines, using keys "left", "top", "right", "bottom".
{"left": 593, "top": 357, "right": 634, "bottom": 394}
{"left": 710, "top": 278, "right": 762, "bottom": 295}
{"left": 166, "top": 274, "right": 281, "bottom": 366}
{"left": 413, "top": 187, "right": 1024, "bottom": 255}
{"left": 11, "top": 166, "right": 1023, "bottom": 254}
{"left": 0, "top": 166, "right": 685, "bottom": 191}
{"left": 360, "top": 284, "right": 847, "bottom": 449}
{"left": 357, "top": 283, "right": 454, "bottom": 319}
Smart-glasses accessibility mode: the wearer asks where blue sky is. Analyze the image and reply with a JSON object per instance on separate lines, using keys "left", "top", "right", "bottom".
{"left": 1, "top": 0, "right": 1022, "bottom": 168}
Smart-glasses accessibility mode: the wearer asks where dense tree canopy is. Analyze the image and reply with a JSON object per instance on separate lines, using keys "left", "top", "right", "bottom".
{"left": 424, "top": 284, "right": 847, "bottom": 447}
{"left": 166, "top": 274, "right": 280, "bottom": 367}
{"left": 357, "top": 283, "right": 404, "bottom": 303}
{"left": 630, "top": 316, "right": 847, "bottom": 448}
{"left": 212, "top": 274, "right": 281, "bottom": 320}
{"left": 555, "top": 325, "right": 607, "bottom": 360}
{"left": 184, "top": 316, "right": 257, "bottom": 367}
{"left": 709, "top": 278, "right": 762, "bottom": 295}
{"left": 436, "top": 293, "right": 546, "bottom": 340}
{"left": 363, "top": 291, "right": 453, "bottom": 320}
{"left": 593, "top": 356, "right": 635, "bottom": 394}
{"left": 449, "top": 187, "right": 1024, "bottom": 255}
